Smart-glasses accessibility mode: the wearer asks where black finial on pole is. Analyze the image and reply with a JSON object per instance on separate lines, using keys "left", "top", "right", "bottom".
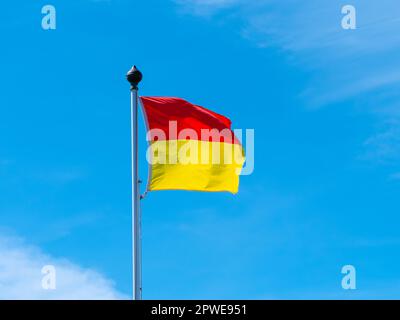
{"left": 126, "top": 66, "right": 143, "bottom": 90}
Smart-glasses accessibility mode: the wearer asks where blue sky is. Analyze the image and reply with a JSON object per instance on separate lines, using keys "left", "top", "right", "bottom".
{"left": 1, "top": 0, "right": 400, "bottom": 299}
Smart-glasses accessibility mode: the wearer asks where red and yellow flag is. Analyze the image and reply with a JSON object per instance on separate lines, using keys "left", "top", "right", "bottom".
{"left": 140, "top": 97, "right": 245, "bottom": 194}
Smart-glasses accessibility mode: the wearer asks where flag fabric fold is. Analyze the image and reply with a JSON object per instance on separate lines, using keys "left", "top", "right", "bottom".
{"left": 140, "top": 97, "right": 245, "bottom": 194}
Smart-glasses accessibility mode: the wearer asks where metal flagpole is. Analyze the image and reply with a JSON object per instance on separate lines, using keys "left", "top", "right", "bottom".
{"left": 126, "top": 66, "right": 143, "bottom": 300}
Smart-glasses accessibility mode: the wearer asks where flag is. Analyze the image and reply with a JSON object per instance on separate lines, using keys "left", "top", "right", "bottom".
{"left": 140, "top": 97, "right": 245, "bottom": 194}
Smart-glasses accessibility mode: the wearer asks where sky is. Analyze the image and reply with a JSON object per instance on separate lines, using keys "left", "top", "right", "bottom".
{"left": 0, "top": 0, "right": 400, "bottom": 299}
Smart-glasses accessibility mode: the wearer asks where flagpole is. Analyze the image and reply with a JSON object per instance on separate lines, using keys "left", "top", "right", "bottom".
{"left": 127, "top": 66, "right": 143, "bottom": 300}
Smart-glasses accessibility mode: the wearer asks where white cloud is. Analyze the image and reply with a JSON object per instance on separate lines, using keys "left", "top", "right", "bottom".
{"left": 0, "top": 233, "right": 128, "bottom": 299}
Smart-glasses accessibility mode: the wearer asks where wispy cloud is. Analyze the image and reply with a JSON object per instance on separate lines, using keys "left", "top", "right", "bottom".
{"left": 175, "top": 0, "right": 400, "bottom": 100}
{"left": 0, "top": 233, "right": 127, "bottom": 299}
{"left": 362, "top": 119, "right": 400, "bottom": 164}
{"left": 174, "top": 0, "right": 400, "bottom": 164}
